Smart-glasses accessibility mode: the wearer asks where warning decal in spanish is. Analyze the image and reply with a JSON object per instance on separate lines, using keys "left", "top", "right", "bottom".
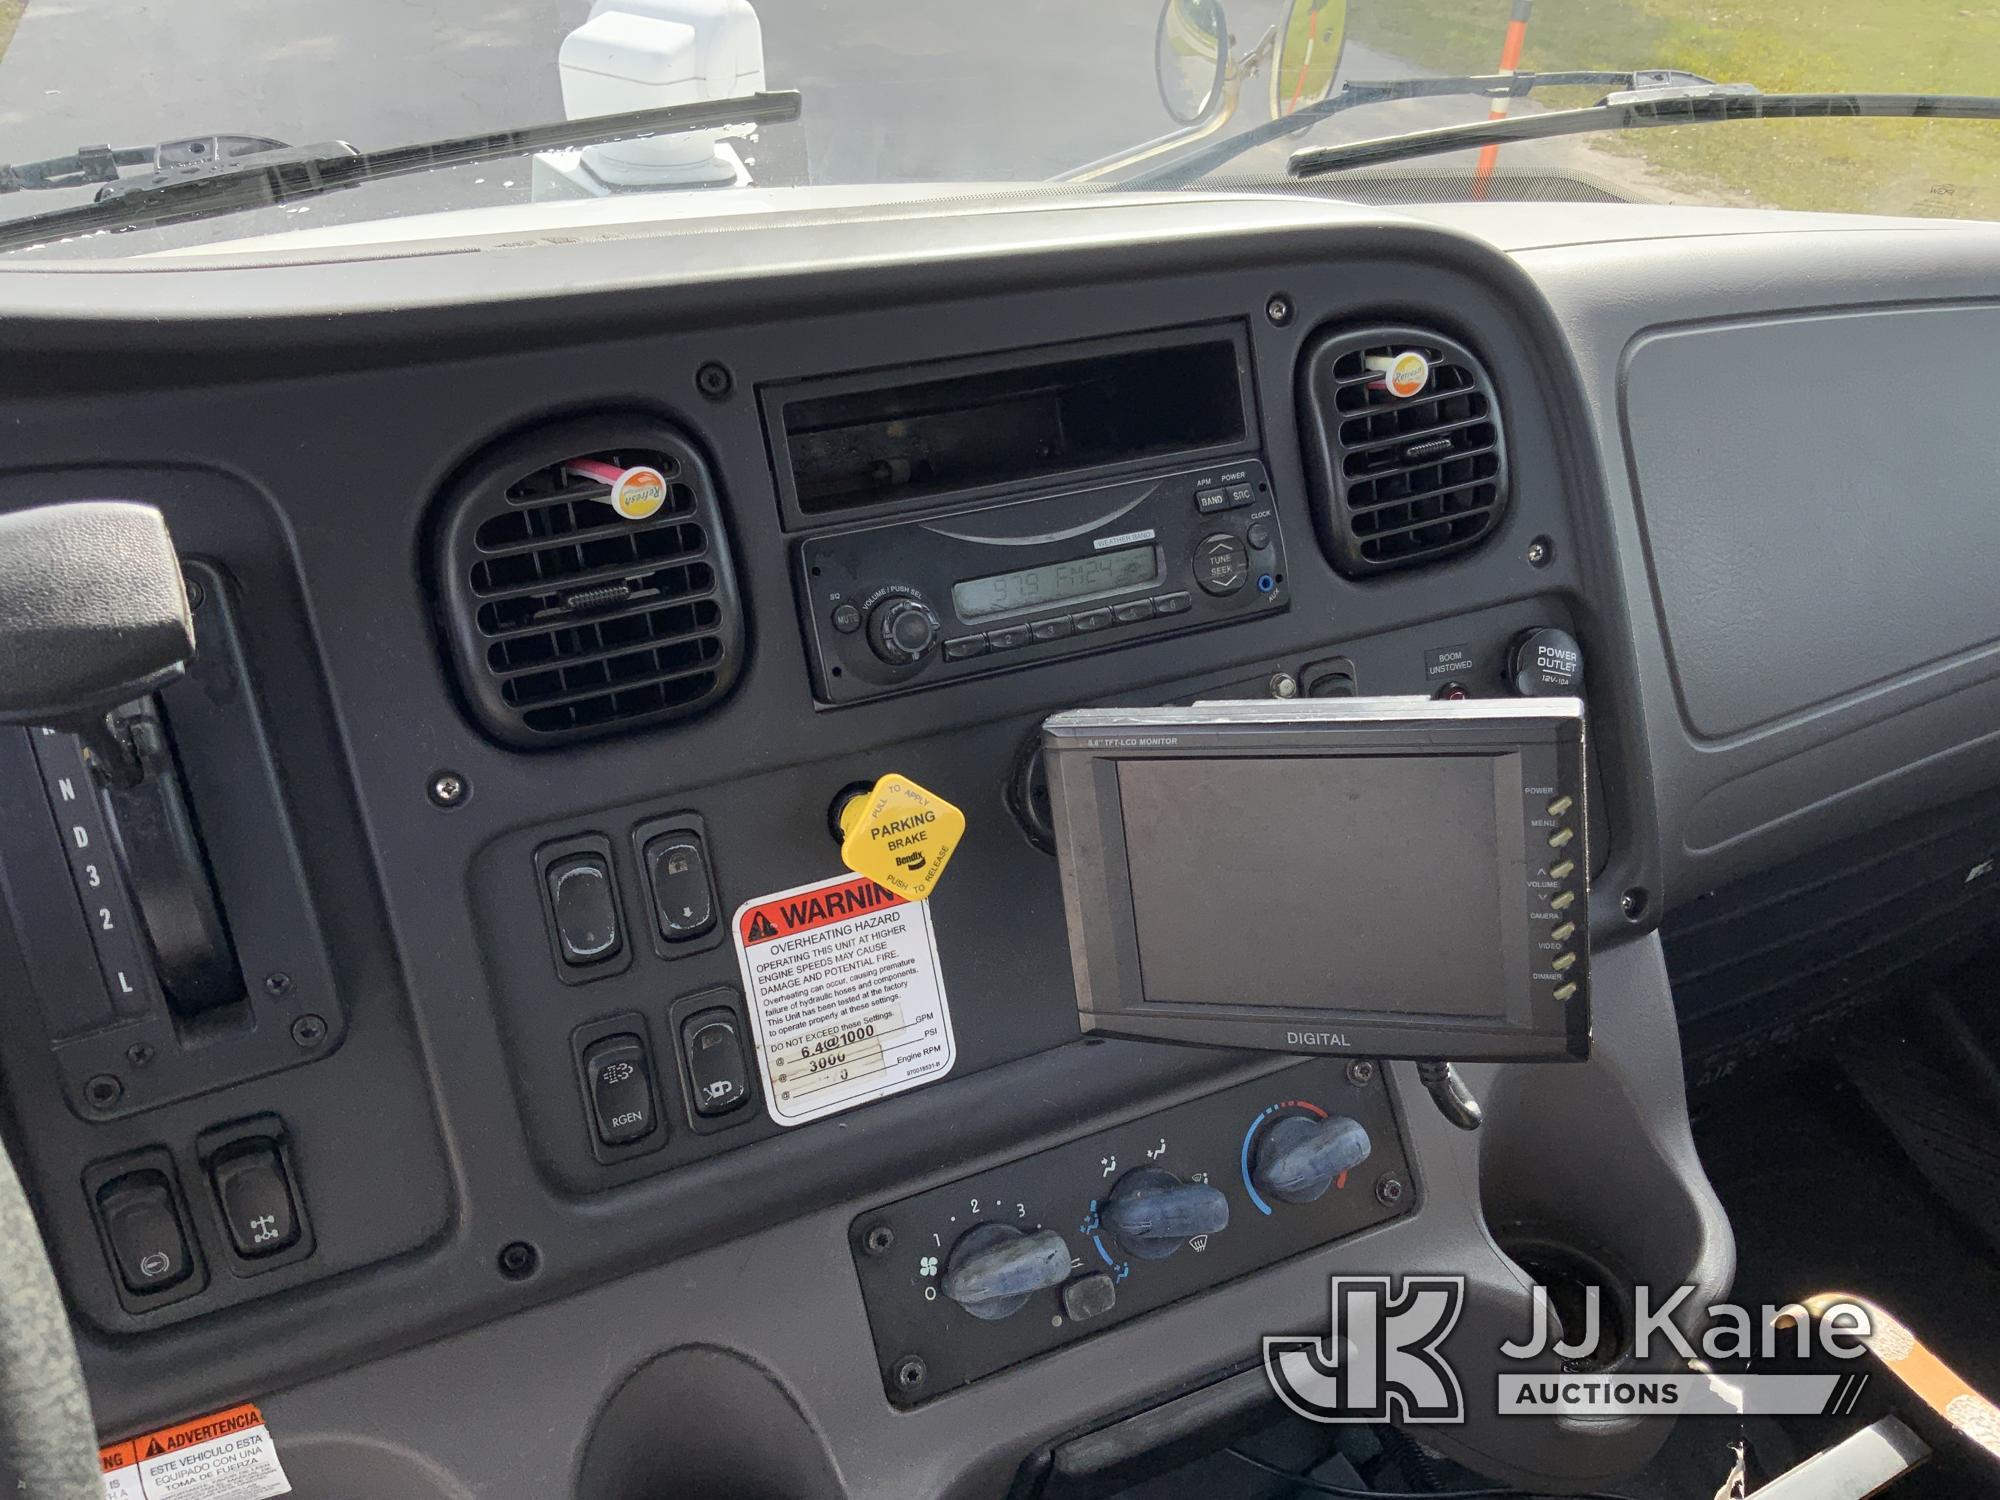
{"left": 733, "top": 872, "right": 956, "bottom": 1128}
{"left": 100, "top": 1402, "right": 289, "bottom": 1500}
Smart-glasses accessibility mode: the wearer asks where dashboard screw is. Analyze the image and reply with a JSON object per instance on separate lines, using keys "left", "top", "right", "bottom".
{"left": 1268, "top": 672, "right": 1299, "bottom": 699}
{"left": 892, "top": 1355, "right": 928, "bottom": 1392}
{"left": 1265, "top": 294, "right": 1294, "bottom": 327}
{"left": 497, "top": 1241, "right": 540, "bottom": 1280}
{"left": 863, "top": 1223, "right": 896, "bottom": 1256}
{"left": 1375, "top": 1173, "right": 1407, "bottom": 1208}
{"left": 263, "top": 971, "right": 292, "bottom": 997}
{"left": 1346, "top": 1060, "right": 1376, "bottom": 1087}
{"left": 429, "top": 771, "right": 468, "bottom": 808}
{"left": 83, "top": 1075, "right": 123, "bottom": 1111}
{"left": 1526, "top": 537, "right": 1554, "bottom": 568}
{"left": 125, "top": 1042, "right": 155, "bottom": 1069}
{"left": 182, "top": 572, "right": 207, "bottom": 611}
{"left": 290, "top": 1014, "right": 328, "bottom": 1049}
{"left": 695, "top": 362, "right": 734, "bottom": 400}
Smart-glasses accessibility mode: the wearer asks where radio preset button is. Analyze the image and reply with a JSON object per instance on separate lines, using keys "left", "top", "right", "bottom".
{"left": 986, "top": 624, "right": 1032, "bottom": 651}
{"left": 1194, "top": 488, "right": 1230, "bottom": 514}
{"left": 1152, "top": 592, "right": 1192, "bottom": 615}
{"left": 1549, "top": 860, "right": 1576, "bottom": 882}
{"left": 943, "top": 635, "right": 988, "bottom": 661}
{"left": 1196, "top": 534, "right": 1249, "bottom": 596}
{"left": 1112, "top": 600, "right": 1155, "bottom": 624}
{"left": 1030, "top": 617, "right": 1074, "bottom": 642}
{"left": 1072, "top": 608, "right": 1113, "bottom": 632}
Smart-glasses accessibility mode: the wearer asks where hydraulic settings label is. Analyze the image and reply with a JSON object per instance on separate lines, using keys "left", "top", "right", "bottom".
{"left": 733, "top": 872, "right": 956, "bottom": 1128}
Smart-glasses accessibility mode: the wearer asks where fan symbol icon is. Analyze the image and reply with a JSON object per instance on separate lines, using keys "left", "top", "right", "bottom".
{"left": 919, "top": 1256, "right": 939, "bottom": 1277}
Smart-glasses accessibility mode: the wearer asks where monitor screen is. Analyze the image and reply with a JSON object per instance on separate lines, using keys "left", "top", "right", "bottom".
{"left": 1116, "top": 754, "right": 1521, "bottom": 1018}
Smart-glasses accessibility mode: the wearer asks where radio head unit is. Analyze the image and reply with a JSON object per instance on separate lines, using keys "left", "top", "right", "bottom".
{"left": 1043, "top": 698, "right": 1589, "bottom": 1063}
{"left": 798, "top": 460, "right": 1288, "bottom": 706}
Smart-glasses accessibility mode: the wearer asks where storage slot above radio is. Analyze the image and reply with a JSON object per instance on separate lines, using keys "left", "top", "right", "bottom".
{"left": 765, "top": 326, "right": 1254, "bottom": 522}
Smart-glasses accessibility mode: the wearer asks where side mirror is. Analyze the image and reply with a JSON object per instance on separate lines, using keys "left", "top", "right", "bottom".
{"left": 1271, "top": 0, "right": 1347, "bottom": 117}
{"left": 1154, "top": 0, "right": 1229, "bottom": 126}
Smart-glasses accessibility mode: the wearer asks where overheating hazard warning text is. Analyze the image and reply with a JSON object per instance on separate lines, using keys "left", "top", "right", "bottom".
{"left": 100, "top": 1402, "right": 290, "bottom": 1500}
{"left": 733, "top": 872, "right": 956, "bottom": 1127}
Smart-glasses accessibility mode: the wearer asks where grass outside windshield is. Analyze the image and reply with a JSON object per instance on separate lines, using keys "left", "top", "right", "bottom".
{"left": 1349, "top": 0, "right": 2000, "bottom": 218}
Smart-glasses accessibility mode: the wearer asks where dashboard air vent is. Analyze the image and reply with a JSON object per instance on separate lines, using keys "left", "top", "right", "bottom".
{"left": 1297, "top": 325, "right": 1509, "bottom": 576}
{"left": 433, "top": 417, "right": 744, "bottom": 748}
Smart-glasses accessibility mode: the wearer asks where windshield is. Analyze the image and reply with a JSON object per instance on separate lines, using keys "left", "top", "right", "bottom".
{"left": 1, "top": 0, "right": 1996, "bottom": 258}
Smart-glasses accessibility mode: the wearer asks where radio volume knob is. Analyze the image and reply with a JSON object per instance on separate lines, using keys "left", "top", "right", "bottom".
{"left": 867, "top": 597, "right": 942, "bottom": 665}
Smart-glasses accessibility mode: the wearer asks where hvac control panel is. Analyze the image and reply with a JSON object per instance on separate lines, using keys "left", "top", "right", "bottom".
{"left": 849, "top": 1059, "right": 1412, "bottom": 1405}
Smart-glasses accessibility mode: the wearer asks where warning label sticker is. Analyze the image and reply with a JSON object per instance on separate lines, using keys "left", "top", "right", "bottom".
{"left": 100, "top": 1403, "right": 289, "bottom": 1500}
{"left": 733, "top": 872, "right": 956, "bottom": 1128}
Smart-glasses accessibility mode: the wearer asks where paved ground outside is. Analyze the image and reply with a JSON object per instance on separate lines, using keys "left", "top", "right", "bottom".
{"left": 0, "top": 0, "right": 1676, "bottom": 243}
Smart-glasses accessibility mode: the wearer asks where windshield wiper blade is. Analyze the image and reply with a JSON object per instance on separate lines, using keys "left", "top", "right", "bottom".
{"left": 1290, "top": 89, "right": 2000, "bottom": 177}
{"left": 0, "top": 91, "right": 803, "bottom": 255}
{"left": 1, "top": 135, "right": 295, "bottom": 195}
{"left": 1124, "top": 69, "right": 1716, "bottom": 188}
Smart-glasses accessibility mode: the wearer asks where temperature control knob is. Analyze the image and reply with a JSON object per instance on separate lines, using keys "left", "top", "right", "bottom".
{"left": 1101, "top": 1167, "right": 1230, "bottom": 1261}
{"left": 941, "top": 1223, "right": 1071, "bottom": 1321}
{"left": 867, "top": 596, "right": 941, "bottom": 665}
{"left": 1252, "top": 1115, "right": 1372, "bottom": 1205}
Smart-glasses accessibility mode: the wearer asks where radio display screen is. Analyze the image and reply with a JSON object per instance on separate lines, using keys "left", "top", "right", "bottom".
{"left": 1116, "top": 755, "right": 1517, "bottom": 1017}
{"left": 950, "top": 545, "right": 1159, "bottom": 621}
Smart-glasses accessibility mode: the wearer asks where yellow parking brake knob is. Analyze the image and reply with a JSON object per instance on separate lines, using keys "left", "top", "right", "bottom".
{"left": 837, "top": 773, "right": 966, "bottom": 902}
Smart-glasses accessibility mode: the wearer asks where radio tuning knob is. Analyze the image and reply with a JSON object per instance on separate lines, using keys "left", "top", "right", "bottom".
{"left": 1251, "top": 1115, "right": 1373, "bottom": 1205}
{"left": 940, "top": 1223, "right": 1072, "bottom": 1321}
{"left": 867, "top": 596, "right": 942, "bottom": 666}
{"left": 1100, "top": 1167, "right": 1230, "bottom": 1260}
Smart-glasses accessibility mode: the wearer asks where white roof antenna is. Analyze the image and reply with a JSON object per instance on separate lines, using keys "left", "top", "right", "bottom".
{"left": 537, "top": 0, "right": 767, "bottom": 195}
